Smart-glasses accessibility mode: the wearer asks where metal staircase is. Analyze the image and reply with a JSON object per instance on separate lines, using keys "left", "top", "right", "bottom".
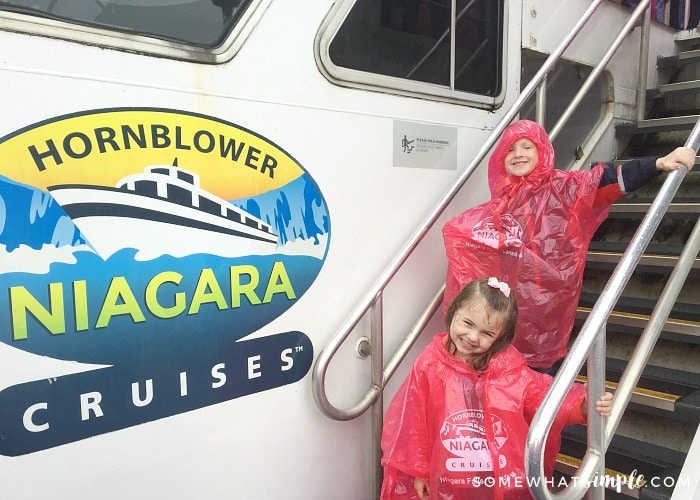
{"left": 557, "top": 30, "right": 700, "bottom": 500}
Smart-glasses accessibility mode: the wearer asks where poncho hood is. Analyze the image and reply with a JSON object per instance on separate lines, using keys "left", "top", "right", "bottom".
{"left": 488, "top": 119, "right": 555, "bottom": 198}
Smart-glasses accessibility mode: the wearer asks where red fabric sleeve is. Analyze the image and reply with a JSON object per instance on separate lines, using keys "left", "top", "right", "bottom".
{"left": 522, "top": 371, "right": 586, "bottom": 476}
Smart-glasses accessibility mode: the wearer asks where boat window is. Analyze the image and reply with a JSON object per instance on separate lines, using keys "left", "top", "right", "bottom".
{"left": 177, "top": 170, "right": 195, "bottom": 184}
{"left": 168, "top": 184, "right": 193, "bottom": 205}
{"left": 134, "top": 180, "right": 159, "bottom": 198}
{"left": 199, "top": 196, "right": 222, "bottom": 216}
{"left": 316, "top": 0, "right": 506, "bottom": 107}
{"left": 151, "top": 168, "right": 170, "bottom": 176}
{"left": 0, "top": 0, "right": 266, "bottom": 62}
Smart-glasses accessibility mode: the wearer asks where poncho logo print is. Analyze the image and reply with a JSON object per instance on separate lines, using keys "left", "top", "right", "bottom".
{"left": 471, "top": 214, "right": 523, "bottom": 251}
{"left": 440, "top": 409, "right": 508, "bottom": 472}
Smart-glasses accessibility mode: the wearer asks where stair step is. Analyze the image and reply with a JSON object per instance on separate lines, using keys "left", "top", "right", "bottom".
{"left": 575, "top": 374, "right": 680, "bottom": 412}
{"left": 591, "top": 216, "right": 696, "bottom": 248}
{"left": 575, "top": 363, "right": 700, "bottom": 422}
{"left": 656, "top": 80, "right": 700, "bottom": 98}
{"left": 560, "top": 425, "right": 686, "bottom": 499}
{"left": 657, "top": 49, "right": 700, "bottom": 69}
{"left": 645, "top": 80, "right": 700, "bottom": 100}
{"left": 575, "top": 307, "right": 700, "bottom": 339}
{"left": 554, "top": 452, "right": 643, "bottom": 498}
{"left": 608, "top": 201, "right": 700, "bottom": 213}
{"left": 578, "top": 289, "right": 699, "bottom": 324}
{"left": 616, "top": 115, "right": 700, "bottom": 135}
{"left": 586, "top": 250, "right": 700, "bottom": 270}
{"left": 588, "top": 241, "right": 688, "bottom": 257}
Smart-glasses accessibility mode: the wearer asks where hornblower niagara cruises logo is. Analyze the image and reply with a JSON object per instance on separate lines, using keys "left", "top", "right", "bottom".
{"left": 0, "top": 108, "right": 330, "bottom": 456}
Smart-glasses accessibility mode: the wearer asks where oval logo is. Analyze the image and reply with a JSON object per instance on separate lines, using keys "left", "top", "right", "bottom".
{"left": 0, "top": 108, "right": 330, "bottom": 365}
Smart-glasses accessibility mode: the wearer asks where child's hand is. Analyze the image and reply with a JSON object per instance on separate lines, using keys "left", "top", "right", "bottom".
{"left": 581, "top": 383, "right": 614, "bottom": 417}
{"left": 596, "top": 391, "right": 613, "bottom": 418}
{"left": 414, "top": 477, "right": 430, "bottom": 500}
{"left": 656, "top": 147, "right": 696, "bottom": 172}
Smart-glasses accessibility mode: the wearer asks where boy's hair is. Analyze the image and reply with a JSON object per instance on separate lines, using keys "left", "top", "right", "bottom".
{"left": 445, "top": 278, "right": 518, "bottom": 370}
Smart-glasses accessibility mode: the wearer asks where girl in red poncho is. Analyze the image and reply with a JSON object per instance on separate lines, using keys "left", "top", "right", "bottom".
{"left": 380, "top": 277, "right": 613, "bottom": 500}
{"left": 443, "top": 119, "right": 695, "bottom": 373}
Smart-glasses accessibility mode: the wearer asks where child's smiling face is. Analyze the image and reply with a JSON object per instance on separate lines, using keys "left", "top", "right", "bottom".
{"left": 505, "top": 138, "right": 539, "bottom": 177}
{"left": 449, "top": 301, "right": 505, "bottom": 364}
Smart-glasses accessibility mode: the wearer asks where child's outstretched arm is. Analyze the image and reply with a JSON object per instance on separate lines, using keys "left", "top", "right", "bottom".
{"left": 656, "top": 146, "right": 696, "bottom": 172}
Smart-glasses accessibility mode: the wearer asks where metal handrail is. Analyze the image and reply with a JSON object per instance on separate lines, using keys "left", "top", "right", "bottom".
{"left": 311, "top": 0, "right": 606, "bottom": 422}
{"left": 525, "top": 117, "right": 700, "bottom": 499}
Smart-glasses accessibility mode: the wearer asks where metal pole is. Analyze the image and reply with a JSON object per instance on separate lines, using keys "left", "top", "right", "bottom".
{"left": 536, "top": 77, "right": 547, "bottom": 126}
{"left": 370, "top": 293, "right": 384, "bottom": 500}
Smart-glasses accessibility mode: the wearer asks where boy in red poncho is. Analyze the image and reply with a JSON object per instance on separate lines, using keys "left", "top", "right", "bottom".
{"left": 443, "top": 119, "right": 695, "bottom": 373}
{"left": 380, "top": 277, "right": 613, "bottom": 499}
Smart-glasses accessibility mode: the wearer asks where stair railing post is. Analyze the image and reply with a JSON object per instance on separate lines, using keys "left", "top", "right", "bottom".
{"left": 587, "top": 325, "right": 607, "bottom": 500}
{"left": 636, "top": 1, "right": 651, "bottom": 123}
{"left": 536, "top": 76, "right": 547, "bottom": 126}
{"left": 370, "top": 292, "right": 384, "bottom": 500}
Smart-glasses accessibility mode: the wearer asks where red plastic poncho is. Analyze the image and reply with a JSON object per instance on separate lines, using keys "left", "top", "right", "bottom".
{"left": 443, "top": 120, "right": 613, "bottom": 368}
{"left": 380, "top": 334, "right": 586, "bottom": 500}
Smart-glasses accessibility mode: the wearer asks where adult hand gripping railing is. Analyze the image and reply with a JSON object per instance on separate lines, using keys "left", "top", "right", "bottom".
{"left": 525, "top": 117, "right": 700, "bottom": 500}
{"left": 311, "top": 0, "right": 608, "bottom": 422}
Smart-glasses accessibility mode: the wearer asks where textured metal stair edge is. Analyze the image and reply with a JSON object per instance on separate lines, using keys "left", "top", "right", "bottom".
{"left": 575, "top": 375, "right": 679, "bottom": 412}
{"left": 575, "top": 307, "right": 700, "bottom": 337}
{"left": 587, "top": 242, "right": 688, "bottom": 257}
{"left": 656, "top": 49, "right": 700, "bottom": 69}
{"left": 579, "top": 292, "right": 700, "bottom": 326}
{"left": 564, "top": 425, "right": 688, "bottom": 468}
{"left": 609, "top": 202, "right": 700, "bottom": 213}
{"left": 586, "top": 251, "right": 700, "bottom": 269}
{"left": 616, "top": 116, "right": 700, "bottom": 135}
{"left": 555, "top": 453, "right": 643, "bottom": 498}
{"left": 604, "top": 357, "right": 700, "bottom": 388}
{"left": 658, "top": 81, "right": 700, "bottom": 97}
{"left": 578, "top": 291, "right": 700, "bottom": 322}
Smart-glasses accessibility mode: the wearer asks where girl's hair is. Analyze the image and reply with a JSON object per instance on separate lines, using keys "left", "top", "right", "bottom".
{"left": 445, "top": 278, "right": 518, "bottom": 371}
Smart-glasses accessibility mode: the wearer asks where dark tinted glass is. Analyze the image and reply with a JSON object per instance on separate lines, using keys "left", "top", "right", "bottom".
{"left": 328, "top": 0, "right": 503, "bottom": 96}
{"left": 0, "top": 0, "right": 252, "bottom": 46}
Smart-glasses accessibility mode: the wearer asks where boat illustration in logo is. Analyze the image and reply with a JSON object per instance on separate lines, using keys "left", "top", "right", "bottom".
{"left": 48, "top": 163, "right": 279, "bottom": 259}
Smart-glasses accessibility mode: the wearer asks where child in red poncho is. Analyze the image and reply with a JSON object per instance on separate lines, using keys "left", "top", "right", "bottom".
{"left": 380, "top": 277, "right": 613, "bottom": 499}
{"left": 443, "top": 119, "right": 695, "bottom": 373}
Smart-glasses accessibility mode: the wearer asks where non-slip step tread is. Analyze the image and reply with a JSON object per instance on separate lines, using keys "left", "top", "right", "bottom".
{"left": 578, "top": 291, "right": 700, "bottom": 324}
{"left": 604, "top": 357, "right": 700, "bottom": 390}
{"left": 616, "top": 115, "right": 700, "bottom": 135}
{"left": 577, "top": 363, "right": 700, "bottom": 403}
{"left": 554, "top": 452, "right": 644, "bottom": 497}
{"left": 586, "top": 250, "right": 700, "bottom": 270}
{"left": 575, "top": 307, "right": 700, "bottom": 339}
{"left": 591, "top": 217, "right": 696, "bottom": 247}
{"left": 657, "top": 49, "right": 700, "bottom": 68}
{"left": 587, "top": 241, "right": 686, "bottom": 256}
{"left": 608, "top": 201, "right": 700, "bottom": 212}
{"left": 575, "top": 374, "right": 682, "bottom": 414}
{"left": 562, "top": 425, "right": 687, "bottom": 469}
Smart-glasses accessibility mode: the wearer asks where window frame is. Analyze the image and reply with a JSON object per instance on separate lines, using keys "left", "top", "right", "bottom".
{"left": 314, "top": 0, "right": 510, "bottom": 109}
{"left": 0, "top": 0, "right": 271, "bottom": 64}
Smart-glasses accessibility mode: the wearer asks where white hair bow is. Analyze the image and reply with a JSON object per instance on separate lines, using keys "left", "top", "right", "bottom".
{"left": 487, "top": 277, "right": 511, "bottom": 297}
